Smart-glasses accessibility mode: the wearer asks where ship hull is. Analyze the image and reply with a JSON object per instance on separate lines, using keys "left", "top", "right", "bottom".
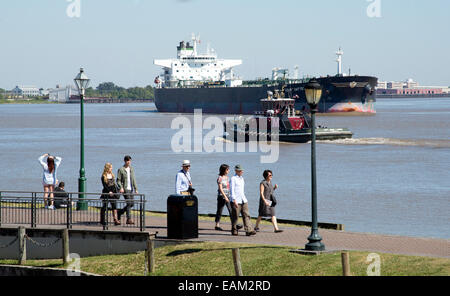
{"left": 155, "top": 76, "right": 378, "bottom": 115}
{"left": 228, "top": 128, "right": 353, "bottom": 144}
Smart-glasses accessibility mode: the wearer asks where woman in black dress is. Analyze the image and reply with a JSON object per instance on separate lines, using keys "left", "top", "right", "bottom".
{"left": 100, "top": 163, "right": 121, "bottom": 226}
{"left": 254, "top": 170, "right": 283, "bottom": 233}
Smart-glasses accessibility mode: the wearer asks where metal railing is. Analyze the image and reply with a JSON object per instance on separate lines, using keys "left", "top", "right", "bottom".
{"left": 0, "top": 191, "right": 146, "bottom": 232}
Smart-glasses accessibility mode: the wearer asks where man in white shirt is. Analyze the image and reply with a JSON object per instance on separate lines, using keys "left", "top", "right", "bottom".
{"left": 230, "top": 165, "right": 256, "bottom": 236}
{"left": 175, "top": 160, "right": 193, "bottom": 195}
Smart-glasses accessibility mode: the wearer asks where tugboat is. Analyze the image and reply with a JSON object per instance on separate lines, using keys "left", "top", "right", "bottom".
{"left": 224, "top": 91, "right": 353, "bottom": 143}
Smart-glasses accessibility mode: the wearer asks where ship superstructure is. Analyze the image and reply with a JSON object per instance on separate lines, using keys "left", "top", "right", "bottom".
{"left": 336, "top": 47, "right": 344, "bottom": 76}
{"left": 154, "top": 34, "right": 243, "bottom": 88}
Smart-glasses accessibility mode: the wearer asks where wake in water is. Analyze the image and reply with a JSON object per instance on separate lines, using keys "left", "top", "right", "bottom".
{"left": 216, "top": 136, "right": 450, "bottom": 148}
{"left": 318, "top": 137, "right": 450, "bottom": 148}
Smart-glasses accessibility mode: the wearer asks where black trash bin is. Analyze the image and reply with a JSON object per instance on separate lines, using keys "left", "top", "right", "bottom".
{"left": 167, "top": 194, "right": 198, "bottom": 239}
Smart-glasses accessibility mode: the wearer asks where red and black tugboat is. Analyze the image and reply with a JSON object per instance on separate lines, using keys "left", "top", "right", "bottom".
{"left": 224, "top": 91, "right": 353, "bottom": 143}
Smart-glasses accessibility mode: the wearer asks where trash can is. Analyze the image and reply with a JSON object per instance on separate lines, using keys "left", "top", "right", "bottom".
{"left": 167, "top": 194, "right": 198, "bottom": 239}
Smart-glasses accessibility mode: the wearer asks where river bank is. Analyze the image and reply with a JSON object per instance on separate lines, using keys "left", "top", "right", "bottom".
{"left": 0, "top": 98, "right": 57, "bottom": 104}
{"left": 1, "top": 210, "right": 449, "bottom": 276}
{"left": 376, "top": 94, "right": 449, "bottom": 99}
{"left": 0, "top": 98, "right": 153, "bottom": 104}
{"left": 1, "top": 241, "right": 448, "bottom": 276}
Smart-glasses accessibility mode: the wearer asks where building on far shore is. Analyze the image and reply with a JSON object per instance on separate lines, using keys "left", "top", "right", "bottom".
{"left": 48, "top": 85, "right": 79, "bottom": 102}
{"left": 11, "top": 85, "right": 41, "bottom": 97}
{"left": 386, "top": 81, "right": 404, "bottom": 90}
{"left": 415, "top": 86, "right": 450, "bottom": 94}
{"left": 376, "top": 78, "right": 449, "bottom": 96}
{"left": 406, "top": 79, "right": 419, "bottom": 89}
{"left": 379, "top": 88, "right": 443, "bottom": 96}
{"left": 377, "top": 81, "right": 388, "bottom": 89}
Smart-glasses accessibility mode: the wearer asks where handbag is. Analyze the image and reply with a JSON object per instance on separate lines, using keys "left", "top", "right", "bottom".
{"left": 270, "top": 193, "right": 277, "bottom": 207}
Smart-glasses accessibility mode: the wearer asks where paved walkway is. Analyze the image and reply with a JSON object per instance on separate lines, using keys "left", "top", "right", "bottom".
{"left": 147, "top": 215, "right": 450, "bottom": 259}
{"left": 1, "top": 209, "right": 449, "bottom": 258}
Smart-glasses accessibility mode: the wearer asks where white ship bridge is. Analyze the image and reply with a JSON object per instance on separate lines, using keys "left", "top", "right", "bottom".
{"left": 154, "top": 34, "right": 242, "bottom": 88}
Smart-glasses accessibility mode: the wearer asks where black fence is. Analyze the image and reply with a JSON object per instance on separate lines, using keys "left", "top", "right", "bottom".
{"left": 0, "top": 191, "right": 146, "bottom": 231}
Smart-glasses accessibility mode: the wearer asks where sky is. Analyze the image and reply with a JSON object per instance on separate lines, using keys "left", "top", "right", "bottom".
{"left": 0, "top": 0, "right": 449, "bottom": 89}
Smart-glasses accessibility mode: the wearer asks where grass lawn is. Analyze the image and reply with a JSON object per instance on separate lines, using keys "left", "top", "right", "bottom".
{"left": 1, "top": 242, "right": 449, "bottom": 276}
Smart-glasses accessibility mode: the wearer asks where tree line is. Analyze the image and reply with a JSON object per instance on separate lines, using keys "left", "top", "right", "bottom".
{"left": 85, "top": 82, "right": 154, "bottom": 100}
{"left": 0, "top": 83, "right": 155, "bottom": 101}
{"left": 0, "top": 88, "right": 8, "bottom": 100}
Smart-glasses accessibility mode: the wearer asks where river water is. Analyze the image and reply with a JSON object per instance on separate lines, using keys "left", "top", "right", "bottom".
{"left": 0, "top": 98, "right": 449, "bottom": 239}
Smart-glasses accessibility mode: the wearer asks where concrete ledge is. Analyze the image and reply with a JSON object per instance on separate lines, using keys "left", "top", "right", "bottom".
{"left": 0, "top": 264, "right": 99, "bottom": 276}
{"left": 0, "top": 227, "right": 156, "bottom": 260}
{"left": 289, "top": 249, "right": 338, "bottom": 256}
{"left": 150, "top": 211, "right": 344, "bottom": 231}
{"left": 269, "top": 218, "right": 345, "bottom": 231}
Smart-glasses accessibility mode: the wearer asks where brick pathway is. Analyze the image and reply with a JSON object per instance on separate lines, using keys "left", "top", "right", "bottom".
{"left": 1, "top": 209, "right": 449, "bottom": 258}
{"left": 147, "top": 215, "right": 450, "bottom": 259}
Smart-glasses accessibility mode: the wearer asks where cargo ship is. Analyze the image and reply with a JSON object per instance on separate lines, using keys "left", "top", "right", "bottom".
{"left": 153, "top": 35, "right": 378, "bottom": 115}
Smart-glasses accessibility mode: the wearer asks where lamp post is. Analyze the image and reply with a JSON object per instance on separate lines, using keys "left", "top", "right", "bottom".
{"left": 304, "top": 79, "right": 325, "bottom": 251}
{"left": 74, "top": 68, "right": 90, "bottom": 211}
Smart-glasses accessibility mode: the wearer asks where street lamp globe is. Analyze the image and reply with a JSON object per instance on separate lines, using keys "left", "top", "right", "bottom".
{"left": 305, "top": 79, "right": 322, "bottom": 107}
{"left": 74, "top": 68, "right": 90, "bottom": 94}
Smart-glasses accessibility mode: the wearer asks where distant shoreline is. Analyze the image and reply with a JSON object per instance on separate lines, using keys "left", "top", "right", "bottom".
{"left": 66, "top": 97, "right": 153, "bottom": 104}
{"left": 2, "top": 95, "right": 449, "bottom": 105}
{"left": 0, "top": 98, "right": 154, "bottom": 104}
{"left": 0, "top": 99, "right": 57, "bottom": 104}
{"left": 376, "top": 94, "right": 449, "bottom": 99}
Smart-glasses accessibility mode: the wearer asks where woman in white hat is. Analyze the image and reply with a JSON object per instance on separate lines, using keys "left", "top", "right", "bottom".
{"left": 175, "top": 160, "right": 193, "bottom": 195}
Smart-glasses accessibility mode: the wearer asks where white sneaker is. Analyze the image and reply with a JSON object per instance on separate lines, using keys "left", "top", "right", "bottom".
{"left": 48, "top": 205, "right": 55, "bottom": 210}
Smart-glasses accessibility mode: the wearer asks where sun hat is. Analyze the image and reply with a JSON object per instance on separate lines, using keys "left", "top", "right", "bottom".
{"left": 235, "top": 164, "right": 243, "bottom": 171}
{"left": 182, "top": 160, "right": 191, "bottom": 166}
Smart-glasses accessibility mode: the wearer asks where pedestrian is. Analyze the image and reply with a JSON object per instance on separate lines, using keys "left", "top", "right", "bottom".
{"left": 54, "top": 181, "right": 69, "bottom": 209}
{"left": 230, "top": 165, "right": 256, "bottom": 236}
{"left": 254, "top": 170, "right": 283, "bottom": 233}
{"left": 100, "top": 163, "right": 121, "bottom": 226}
{"left": 175, "top": 160, "right": 193, "bottom": 195}
{"left": 116, "top": 155, "right": 139, "bottom": 225}
{"left": 38, "top": 153, "right": 62, "bottom": 210}
{"left": 215, "top": 164, "right": 243, "bottom": 231}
